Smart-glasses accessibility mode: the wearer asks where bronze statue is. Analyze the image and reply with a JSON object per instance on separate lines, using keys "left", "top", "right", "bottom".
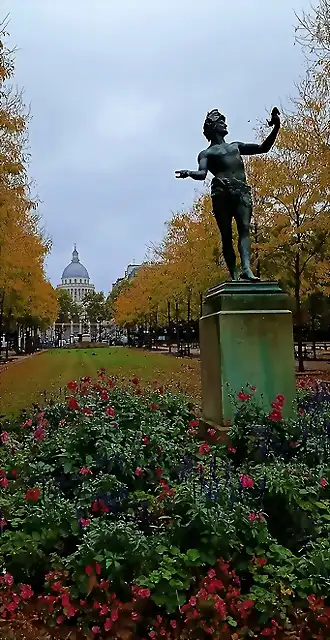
{"left": 175, "top": 107, "right": 280, "bottom": 281}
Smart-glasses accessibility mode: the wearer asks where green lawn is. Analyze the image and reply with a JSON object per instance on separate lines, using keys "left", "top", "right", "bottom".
{"left": 0, "top": 347, "right": 201, "bottom": 416}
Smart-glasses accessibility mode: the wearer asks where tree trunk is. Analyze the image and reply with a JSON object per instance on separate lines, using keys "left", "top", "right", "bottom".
{"left": 167, "top": 300, "right": 171, "bottom": 353}
{"left": 175, "top": 301, "right": 180, "bottom": 354}
{"left": 0, "top": 292, "right": 4, "bottom": 363}
{"left": 295, "top": 255, "right": 304, "bottom": 372}
{"left": 187, "top": 294, "right": 191, "bottom": 357}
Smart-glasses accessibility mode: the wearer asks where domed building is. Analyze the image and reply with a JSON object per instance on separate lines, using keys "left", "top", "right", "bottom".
{"left": 57, "top": 245, "right": 95, "bottom": 303}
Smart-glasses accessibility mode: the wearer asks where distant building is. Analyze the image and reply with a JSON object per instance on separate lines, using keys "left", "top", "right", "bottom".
{"left": 112, "top": 263, "right": 142, "bottom": 290}
{"left": 57, "top": 245, "right": 95, "bottom": 303}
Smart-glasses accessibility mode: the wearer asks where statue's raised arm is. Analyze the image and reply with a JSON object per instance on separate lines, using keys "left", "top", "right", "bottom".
{"left": 237, "top": 107, "right": 281, "bottom": 156}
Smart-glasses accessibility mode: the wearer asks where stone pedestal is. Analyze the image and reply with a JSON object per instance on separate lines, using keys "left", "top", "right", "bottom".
{"left": 199, "top": 281, "right": 296, "bottom": 428}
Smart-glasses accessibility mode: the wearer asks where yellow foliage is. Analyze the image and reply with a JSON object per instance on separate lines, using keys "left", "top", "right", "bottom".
{"left": 0, "top": 23, "right": 58, "bottom": 338}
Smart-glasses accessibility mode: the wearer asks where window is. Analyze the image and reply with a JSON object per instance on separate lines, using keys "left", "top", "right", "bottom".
{"left": 74, "top": 279, "right": 77, "bottom": 283}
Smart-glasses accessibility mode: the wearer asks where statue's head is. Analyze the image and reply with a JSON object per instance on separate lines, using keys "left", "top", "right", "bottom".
{"left": 203, "top": 109, "right": 228, "bottom": 141}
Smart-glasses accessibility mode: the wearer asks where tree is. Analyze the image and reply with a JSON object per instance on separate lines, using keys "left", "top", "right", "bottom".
{"left": 247, "top": 90, "right": 330, "bottom": 371}
{"left": 0, "top": 22, "right": 58, "bottom": 358}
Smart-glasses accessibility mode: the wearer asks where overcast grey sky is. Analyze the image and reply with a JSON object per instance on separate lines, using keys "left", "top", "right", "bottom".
{"left": 4, "top": 0, "right": 310, "bottom": 292}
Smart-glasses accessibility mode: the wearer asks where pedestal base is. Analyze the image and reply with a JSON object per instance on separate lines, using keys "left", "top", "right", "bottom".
{"left": 200, "top": 281, "right": 296, "bottom": 426}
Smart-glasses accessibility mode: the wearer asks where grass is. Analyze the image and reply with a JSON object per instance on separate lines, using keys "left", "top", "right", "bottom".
{"left": 0, "top": 347, "right": 201, "bottom": 416}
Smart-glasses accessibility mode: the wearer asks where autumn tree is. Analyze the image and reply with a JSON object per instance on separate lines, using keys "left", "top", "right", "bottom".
{"left": 247, "top": 88, "right": 330, "bottom": 371}
{"left": 0, "top": 22, "right": 58, "bottom": 357}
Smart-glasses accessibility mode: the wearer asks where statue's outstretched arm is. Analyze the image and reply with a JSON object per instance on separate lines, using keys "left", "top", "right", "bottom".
{"left": 175, "top": 153, "right": 208, "bottom": 180}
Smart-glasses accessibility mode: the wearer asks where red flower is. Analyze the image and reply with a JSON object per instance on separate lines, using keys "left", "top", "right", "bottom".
{"left": 132, "top": 377, "right": 139, "bottom": 385}
{"left": 135, "top": 467, "right": 144, "bottom": 477}
{"left": 80, "top": 466, "right": 92, "bottom": 475}
{"left": 67, "top": 397, "right": 79, "bottom": 411}
{"left": 249, "top": 513, "right": 257, "bottom": 521}
{"left": 268, "top": 408, "right": 282, "bottom": 422}
{"left": 242, "top": 599, "right": 255, "bottom": 609}
{"left": 95, "top": 562, "right": 102, "bottom": 575}
{"left": 207, "top": 428, "right": 216, "bottom": 436}
{"left": 33, "top": 427, "right": 45, "bottom": 440}
{"left": 256, "top": 557, "right": 267, "bottom": 566}
{"left": 0, "top": 432, "right": 9, "bottom": 443}
{"left": 91, "top": 499, "right": 109, "bottom": 513}
{"left": 276, "top": 393, "right": 285, "bottom": 406}
{"left": 155, "top": 467, "right": 163, "bottom": 475}
{"left": 189, "top": 419, "right": 199, "bottom": 428}
{"left": 56, "top": 615, "right": 65, "bottom": 625}
{"left": 106, "top": 406, "right": 115, "bottom": 417}
{"left": 158, "top": 386, "right": 164, "bottom": 394}
{"left": 151, "top": 403, "right": 158, "bottom": 410}
{"left": 92, "top": 627, "right": 101, "bottom": 634}
{"left": 131, "top": 611, "right": 139, "bottom": 621}
{"left": 170, "top": 620, "right": 177, "bottom": 629}
{"left": 237, "top": 391, "right": 251, "bottom": 401}
{"left": 320, "top": 477, "right": 328, "bottom": 487}
{"left": 3, "top": 573, "right": 14, "bottom": 586}
{"left": 101, "top": 389, "right": 109, "bottom": 401}
{"left": 67, "top": 381, "right": 78, "bottom": 392}
{"left": 199, "top": 442, "right": 210, "bottom": 455}
{"left": 0, "top": 518, "right": 7, "bottom": 528}
{"left": 111, "top": 609, "right": 119, "bottom": 622}
{"left": 85, "top": 565, "right": 94, "bottom": 576}
{"left": 100, "top": 604, "right": 110, "bottom": 615}
{"left": 104, "top": 618, "right": 113, "bottom": 631}
{"left": 80, "top": 518, "right": 91, "bottom": 527}
{"left": 208, "top": 569, "right": 216, "bottom": 578}
{"left": 25, "top": 488, "right": 40, "bottom": 502}
{"left": 83, "top": 407, "right": 93, "bottom": 415}
{"left": 21, "top": 584, "right": 34, "bottom": 599}
{"left": 11, "top": 468, "right": 18, "bottom": 479}
{"left": 228, "top": 446, "right": 237, "bottom": 454}
{"left": 0, "top": 477, "right": 8, "bottom": 488}
{"left": 142, "top": 435, "right": 150, "bottom": 445}
{"left": 21, "top": 419, "right": 33, "bottom": 428}
{"left": 240, "top": 474, "right": 254, "bottom": 489}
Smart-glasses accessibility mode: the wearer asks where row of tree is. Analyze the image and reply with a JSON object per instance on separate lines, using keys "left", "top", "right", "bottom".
{"left": 113, "top": 2, "right": 330, "bottom": 371}
{"left": 0, "top": 21, "right": 58, "bottom": 358}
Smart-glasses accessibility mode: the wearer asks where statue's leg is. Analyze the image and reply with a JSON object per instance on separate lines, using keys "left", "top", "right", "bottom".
{"left": 235, "top": 198, "right": 259, "bottom": 281}
{"left": 212, "top": 198, "right": 238, "bottom": 280}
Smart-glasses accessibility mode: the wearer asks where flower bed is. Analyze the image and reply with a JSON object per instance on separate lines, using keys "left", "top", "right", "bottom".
{"left": 1, "top": 372, "right": 330, "bottom": 638}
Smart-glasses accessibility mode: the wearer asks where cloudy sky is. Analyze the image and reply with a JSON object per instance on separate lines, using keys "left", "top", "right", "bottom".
{"left": 4, "top": 0, "right": 310, "bottom": 292}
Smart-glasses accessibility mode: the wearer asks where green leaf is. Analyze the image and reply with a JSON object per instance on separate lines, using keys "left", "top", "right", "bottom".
{"left": 227, "top": 617, "right": 238, "bottom": 627}
{"left": 186, "top": 548, "right": 200, "bottom": 562}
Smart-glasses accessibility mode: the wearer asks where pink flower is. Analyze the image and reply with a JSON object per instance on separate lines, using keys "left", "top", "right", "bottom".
{"left": 104, "top": 618, "right": 113, "bottom": 631}
{"left": 135, "top": 467, "right": 144, "bottom": 477}
{"left": 240, "top": 474, "right": 254, "bottom": 489}
{"left": 3, "top": 573, "right": 14, "bottom": 586}
{"left": 142, "top": 435, "right": 150, "bottom": 445}
{"left": 21, "top": 419, "right": 33, "bottom": 428}
{"left": 106, "top": 406, "right": 115, "bottom": 417}
{"left": 170, "top": 620, "right": 177, "bottom": 629}
{"left": 189, "top": 596, "right": 197, "bottom": 606}
{"left": 208, "top": 569, "right": 216, "bottom": 578}
{"left": 56, "top": 615, "right": 65, "bottom": 625}
{"left": 207, "top": 428, "right": 216, "bottom": 436}
{"left": 92, "top": 627, "right": 101, "bottom": 634}
{"left": 80, "top": 466, "right": 92, "bottom": 475}
{"left": 199, "top": 442, "right": 210, "bottom": 455}
{"left": 249, "top": 513, "right": 257, "bottom": 521}
{"left": 20, "top": 584, "right": 34, "bottom": 599}
{"left": 0, "top": 477, "right": 8, "bottom": 488}
{"left": 100, "top": 604, "right": 110, "bottom": 615}
{"left": 80, "top": 518, "right": 91, "bottom": 527}
{"left": 0, "top": 518, "right": 7, "bottom": 528}
{"left": 228, "top": 447, "right": 237, "bottom": 454}
{"left": 111, "top": 609, "right": 119, "bottom": 622}
{"left": 101, "top": 389, "right": 109, "bottom": 401}
{"left": 237, "top": 391, "right": 251, "bottom": 402}
{"left": 33, "top": 427, "right": 45, "bottom": 440}
{"left": 0, "top": 432, "right": 9, "bottom": 443}
{"left": 131, "top": 611, "right": 139, "bottom": 621}
{"left": 320, "top": 477, "right": 328, "bottom": 487}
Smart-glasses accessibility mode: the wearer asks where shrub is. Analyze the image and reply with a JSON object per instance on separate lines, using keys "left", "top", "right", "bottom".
{"left": 1, "top": 373, "right": 330, "bottom": 637}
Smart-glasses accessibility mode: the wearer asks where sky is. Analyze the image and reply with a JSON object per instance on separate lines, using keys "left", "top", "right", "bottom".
{"left": 3, "top": 0, "right": 311, "bottom": 292}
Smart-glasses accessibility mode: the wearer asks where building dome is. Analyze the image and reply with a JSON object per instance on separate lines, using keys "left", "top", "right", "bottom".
{"left": 62, "top": 246, "right": 89, "bottom": 280}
